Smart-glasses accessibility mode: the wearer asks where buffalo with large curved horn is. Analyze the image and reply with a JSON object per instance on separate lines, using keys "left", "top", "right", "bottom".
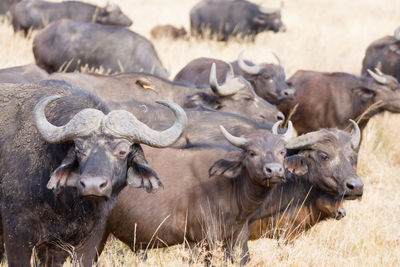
{"left": 238, "top": 51, "right": 283, "bottom": 75}
{"left": 209, "top": 62, "right": 245, "bottom": 96}
{"left": 219, "top": 120, "right": 293, "bottom": 148}
{"left": 286, "top": 119, "right": 361, "bottom": 150}
{"left": 34, "top": 95, "right": 187, "bottom": 147}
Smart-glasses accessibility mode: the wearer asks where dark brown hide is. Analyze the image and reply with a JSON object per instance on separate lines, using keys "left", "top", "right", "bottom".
{"left": 173, "top": 57, "right": 295, "bottom": 104}
{"left": 249, "top": 128, "right": 362, "bottom": 240}
{"left": 190, "top": 0, "right": 285, "bottom": 41}
{"left": 279, "top": 70, "right": 400, "bottom": 134}
{"left": 98, "top": 131, "right": 288, "bottom": 265}
{"left": 33, "top": 19, "right": 167, "bottom": 77}
{"left": 49, "top": 71, "right": 284, "bottom": 123}
{"left": 11, "top": 0, "right": 132, "bottom": 33}
{"left": 361, "top": 30, "right": 400, "bottom": 82}
{"left": 0, "top": 80, "right": 184, "bottom": 266}
{"left": 0, "top": 64, "right": 48, "bottom": 83}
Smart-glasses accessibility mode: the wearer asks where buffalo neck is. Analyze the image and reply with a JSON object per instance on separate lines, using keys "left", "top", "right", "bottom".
{"left": 252, "top": 171, "right": 316, "bottom": 222}
{"left": 348, "top": 78, "right": 380, "bottom": 130}
{"left": 233, "top": 170, "right": 271, "bottom": 223}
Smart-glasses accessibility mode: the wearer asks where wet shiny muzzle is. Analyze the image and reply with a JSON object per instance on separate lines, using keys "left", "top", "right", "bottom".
{"left": 79, "top": 176, "right": 112, "bottom": 200}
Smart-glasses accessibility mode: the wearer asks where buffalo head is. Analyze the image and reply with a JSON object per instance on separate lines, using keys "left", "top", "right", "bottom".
{"left": 357, "top": 68, "right": 400, "bottom": 113}
{"left": 285, "top": 120, "right": 363, "bottom": 200}
{"left": 210, "top": 121, "right": 293, "bottom": 187}
{"left": 34, "top": 95, "right": 187, "bottom": 199}
{"left": 96, "top": 3, "right": 133, "bottom": 27}
{"left": 185, "top": 61, "right": 285, "bottom": 122}
{"left": 255, "top": 3, "right": 286, "bottom": 33}
{"left": 208, "top": 62, "right": 285, "bottom": 122}
{"left": 237, "top": 51, "right": 295, "bottom": 104}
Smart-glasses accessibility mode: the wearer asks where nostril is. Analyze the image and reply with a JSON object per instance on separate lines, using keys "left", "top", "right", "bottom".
{"left": 99, "top": 181, "right": 108, "bottom": 189}
{"left": 80, "top": 181, "right": 86, "bottom": 189}
{"left": 265, "top": 167, "right": 272, "bottom": 173}
{"left": 346, "top": 182, "right": 355, "bottom": 190}
{"left": 283, "top": 91, "right": 289, "bottom": 96}
{"left": 277, "top": 113, "right": 285, "bottom": 121}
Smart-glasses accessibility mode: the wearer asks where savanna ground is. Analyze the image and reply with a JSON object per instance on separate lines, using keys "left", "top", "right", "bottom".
{"left": 1, "top": 0, "right": 400, "bottom": 266}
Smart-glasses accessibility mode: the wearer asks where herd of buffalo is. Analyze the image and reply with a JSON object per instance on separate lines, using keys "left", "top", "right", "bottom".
{"left": 0, "top": 0, "right": 399, "bottom": 266}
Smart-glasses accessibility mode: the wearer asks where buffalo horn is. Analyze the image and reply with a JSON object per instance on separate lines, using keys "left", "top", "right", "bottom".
{"left": 349, "top": 119, "right": 361, "bottom": 149}
{"left": 286, "top": 131, "right": 323, "bottom": 150}
{"left": 238, "top": 51, "right": 263, "bottom": 75}
{"left": 272, "top": 52, "right": 283, "bottom": 67}
{"left": 374, "top": 68, "right": 384, "bottom": 76}
{"left": 259, "top": 7, "right": 278, "bottom": 15}
{"left": 219, "top": 125, "right": 247, "bottom": 147}
{"left": 34, "top": 95, "right": 105, "bottom": 144}
{"left": 367, "top": 69, "right": 387, "bottom": 85}
{"left": 102, "top": 100, "right": 187, "bottom": 148}
{"left": 209, "top": 63, "right": 243, "bottom": 96}
{"left": 394, "top": 26, "right": 400, "bottom": 41}
{"left": 272, "top": 120, "right": 293, "bottom": 142}
{"left": 225, "top": 62, "right": 235, "bottom": 81}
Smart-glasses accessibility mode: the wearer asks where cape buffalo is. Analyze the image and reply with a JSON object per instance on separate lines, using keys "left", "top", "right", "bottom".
{"left": 0, "top": 80, "right": 186, "bottom": 266}
{"left": 249, "top": 122, "right": 363, "bottom": 240}
{"left": 173, "top": 51, "right": 295, "bottom": 104}
{"left": 278, "top": 69, "right": 400, "bottom": 134}
{"left": 0, "top": 64, "right": 48, "bottom": 83}
{"left": 49, "top": 68, "right": 284, "bottom": 123}
{"left": 11, "top": 0, "right": 132, "bottom": 34}
{"left": 150, "top": 24, "right": 187, "bottom": 40}
{"left": 361, "top": 26, "right": 400, "bottom": 82}
{"left": 97, "top": 122, "right": 293, "bottom": 265}
{"left": 33, "top": 19, "right": 168, "bottom": 77}
{"left": 190, "top": 0, "right": 285, "bottom": 41}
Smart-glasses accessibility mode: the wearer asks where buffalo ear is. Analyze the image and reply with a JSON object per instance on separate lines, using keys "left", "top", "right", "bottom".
{"left": 127, "top": 144, "right": 162, "bottom": 193}
{"left": 352, "top": 87, "right": 375, "bottom": 102}
{"left": 284, "top": 155, "right": 308, "bottom": 176}
{"left": 48, "top": 148, "right": 79, "bottom": 192}
{"left": 209, "top": 159, "right": 242, "bottom": 179}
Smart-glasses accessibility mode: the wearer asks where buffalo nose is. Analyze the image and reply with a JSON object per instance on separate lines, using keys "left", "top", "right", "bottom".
{"left": 263, "top": 163, "right": 284, "bottom": 178}
{"left": 79, "top": 176, "right": 112, "bottom": 199}
{"left": 282, "top": 88, "right": 295, "bottom": 99}
{"left": 276, "top": 112, "right": 285, "bottom": 121}
{"left": 345, "top": 177, "right": 364, "bottom": 197}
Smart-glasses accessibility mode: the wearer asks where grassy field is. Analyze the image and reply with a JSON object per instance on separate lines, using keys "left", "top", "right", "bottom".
{"left": 1, "top": 0, "right": 400, "bottom": 266}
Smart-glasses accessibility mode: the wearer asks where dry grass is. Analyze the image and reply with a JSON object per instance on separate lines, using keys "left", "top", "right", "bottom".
{"left": 1, "top": 0, "right": 400, "bottom": 266}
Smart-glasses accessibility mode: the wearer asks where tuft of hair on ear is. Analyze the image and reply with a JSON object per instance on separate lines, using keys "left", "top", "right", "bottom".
{"left": 130, "top": 160, "right": 163, "bottom": 193}
{"left": 209, "top": 159, "right": 242, "bottom": 179}
{"left": 284, "top": 155, "right": 308, "bottom": 176}
{"left": 127, "top": 144, "right": 163, "bottom": 193}
{"left": 48, "top": 147, "right": 78, "bottom": 193}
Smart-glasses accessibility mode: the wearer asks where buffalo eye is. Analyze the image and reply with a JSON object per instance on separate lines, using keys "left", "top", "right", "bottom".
{"left": 248, "top": 151, "right": 256, "bottom": 157}
{"left": 245, "top": 96, "right": 252, "bottom": 102}
{"left": 279, "top": 150, "right": 285, "bottom": 156}
{"left": 319, "top": 152, "right": 330, "bottom": 161}
{"left": 114, "top": 141, "right": 131, "bottom": 159}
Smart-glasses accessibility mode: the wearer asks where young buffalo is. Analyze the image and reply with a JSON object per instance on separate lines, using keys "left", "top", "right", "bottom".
{"left": 249, "top": 121, "right": 363, "bottom": 240}
{"left": 97, "top": 122, "right": 293, "bottom": 265}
